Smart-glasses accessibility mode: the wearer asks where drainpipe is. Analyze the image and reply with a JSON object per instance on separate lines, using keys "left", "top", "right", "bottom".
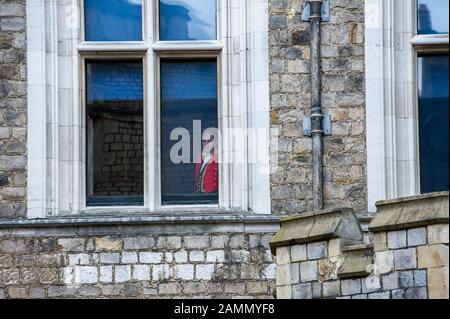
{"left": 310, "top": 0, "right": 324, "bottom": 211}
{"left": 302, "top": 0, "right": 327, "bottom": 210}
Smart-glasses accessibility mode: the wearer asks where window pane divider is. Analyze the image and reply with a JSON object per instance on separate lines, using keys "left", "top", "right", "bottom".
{"left": 410, "top": 34, "right": 449, "bottom": 46}
{"left": 152, "top": 41, "right": 223, "bottom": 52}
{"left": 77, "top": 42, "right": 150, "bottom": 52}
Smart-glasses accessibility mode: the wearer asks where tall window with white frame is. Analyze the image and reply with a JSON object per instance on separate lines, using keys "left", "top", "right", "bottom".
{"left": 82, "top": 0, "right": 220, "bottom": 207}
{"left": 158, "top": 0, "right": 219, "bottom": 206}
{"left": 416, "top": 0, "right": 449, "bottom": 194}
{"left": 84, "top": 0, "right": 145, "bottom": 207}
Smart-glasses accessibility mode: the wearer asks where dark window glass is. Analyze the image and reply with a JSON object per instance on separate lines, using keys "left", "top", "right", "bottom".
{"left": 85, "top": 0, "right": 143, "bottom": 41}
{"left": 161, "top": 60, "right": 218, "bottom": 205}
{"left": 418, "top": 0, "right": 449, "bottom": 34}
{"left": 159, "top": 0, "right": 216, "bottom": 41}
{"left": 86, "top": 61, "right": 144, "bottom": 206}
{"left": 418, "top": 54, "right": 449, "bottom": 193}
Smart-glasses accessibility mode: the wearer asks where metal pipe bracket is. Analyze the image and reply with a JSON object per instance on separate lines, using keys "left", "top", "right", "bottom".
{"left": 302, "top": 114, "right": 332, "bottom": 137}
{"left": 301, "top": 0, "right": 330, "bottom": 22}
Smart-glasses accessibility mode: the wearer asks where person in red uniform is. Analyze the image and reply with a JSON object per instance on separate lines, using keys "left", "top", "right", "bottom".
{"left": 194, "top": 136, "right": 218, "bottom": 194}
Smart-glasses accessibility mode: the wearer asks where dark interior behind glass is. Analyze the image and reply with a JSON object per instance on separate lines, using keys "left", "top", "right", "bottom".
{"left": 86, "top": 60, "right": 144, "bottom": 206}
{"left": 160, "top": 59, "right": 218, "bottom": 205}
{"left": 418, "top": 54, "right": 449, "bottom": 194}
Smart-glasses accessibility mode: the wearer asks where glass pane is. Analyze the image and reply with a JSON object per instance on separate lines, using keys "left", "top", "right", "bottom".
{"left": 159, "top": 0, "right": 216, "bottom": 41}
{"left": 418, "top": 55, "right": 449, "bottom": 193}
{"left": 86, "top": 61, "right": 144, "bottom": 206}
{"left": 161, "top": 60, "right": 219, "bottom": 205}
{"left": 418, "top": 0, "right": 449, "bottom": 34}
{"left": 85, "top": 0, "right": 143, "bottom": 41}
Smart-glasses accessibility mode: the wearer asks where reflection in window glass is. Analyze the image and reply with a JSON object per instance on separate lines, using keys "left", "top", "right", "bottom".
{"left": 85, "top": 0, "right": 143, "bottom": 41}
{"left": 418, "top": 55, "right": 449, "bottom": 194}
{"left": 418, "top": 0, "right": 449, "bottom": 34}
{"left": 86, "top": 61, "right": 144, "bottom": 206}
{"left": 161, "top": 60, "right": 218, "bottom": 205}
{"left": 160, "top": 0, "right": 216, "bottom": 40}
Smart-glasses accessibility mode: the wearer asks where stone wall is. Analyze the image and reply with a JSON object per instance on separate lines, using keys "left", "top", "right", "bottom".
{"left": 270, "top": 192, "right": 449, "bottom": 299}
{"left": 0, "top": 216, "right": 278, "bottom": 299}
{"left": 0, "top": 0, "right": 27, "bottom": 219}
{"left": 269, "top": 0, "right": 367, "bottom": 215}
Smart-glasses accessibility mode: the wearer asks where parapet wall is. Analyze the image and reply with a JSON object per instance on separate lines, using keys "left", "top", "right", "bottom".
{"left": 270, "top": 192, "right": 449, "bottom": 299}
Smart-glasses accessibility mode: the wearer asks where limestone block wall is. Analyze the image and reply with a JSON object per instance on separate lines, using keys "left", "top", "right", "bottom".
{"left": 270, "top": 192, "right": 449, "bottom": 299}
{"left": 0, "top": 216, "right": 278, "bottom": 299}
{"left": 269, "top": 0, "right": 367, "bottom": 215}
{"left": 0, "top": 0, "right": 27, "bottom": 219}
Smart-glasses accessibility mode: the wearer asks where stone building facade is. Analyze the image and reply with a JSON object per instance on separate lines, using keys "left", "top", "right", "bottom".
{"left": 269, "top": 0, "right": 367, "bottom": 215}
{"left": 0, "top": 0, "right": 27, "bottom": 219}
{"left": 0, "top": 0, "right": 448, "bottom": 299}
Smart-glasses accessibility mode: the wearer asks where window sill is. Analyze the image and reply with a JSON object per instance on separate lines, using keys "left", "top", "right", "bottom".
{"left": 0, "top": 212, "right": 280, "bottom": 228}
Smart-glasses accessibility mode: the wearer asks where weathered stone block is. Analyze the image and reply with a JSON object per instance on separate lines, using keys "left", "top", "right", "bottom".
{"left": 407, "top": 227, "right": 427, "bottom": 247}
{"left": 159, "top": 283, "right": 182, "bottom": 295}
{"left": 276, "top": 246, "right": 291, "bottom": 264}
{"left": 276, "top": 285, "right": 292, "bottom": 300}
{"left": 427, "top": 224, "right": 449, "bottom": 244}
{"left": 77, "top": 266, "right": 98, "bottom": 284}
{"left": 368, "top": 292, "right": 390, "bottom": 299}
{"left": 414, "top": 270, "right": 427, "bottom": 287}
{"left": 341, "top": 279, "right": 361, "bottom": 296}
{"left": 290, "top": 244, "right": 307, "bottom": 262}
{"left": 387, "top": 230, "right": 407, "bottom": 249}
{"left": 8, "top": 287, "right": 27, "bottom": 299}
{"left": 404, "top": 287, "right": 428, "bottom": 299}
{"left": 428, "top": 267, "right": 449, "bottom": 299}
{"left": 47, "top": 286, "right": 77, "bottom": 298}
{"left": 114, "top": 265, "right": 131, "bottom": 283}
{"left": 374, "top": 251, "right": 394, "bottom": 274}
{"left": 184, "top": 236, "right": 209, "bottom": 249}
{"left": 121, "top": 252, "right": 138, "bottom": 264}
{"left": 322, "top": 281, "right": 341, "bottom": 298}
{"left": 123, "top": 237, "right": 154, "bottom": 250}
{"left": 328, "top": 239, "right": 342, "bottom": 258}
{"left": 189, "top": 251, "right": 205, "bottom": 263}
{"left": 307, "top": 241, "right": 328, "bottom": 260}
{"left": 175, "top": 265, "right": 194, "bottom": 280}
{"left": 79, "top": 286, "right": 101, "bottom": 297}
{"left": 56, "top": 238, "right": 85, "bottom": 252}
{"left": 152, "top": 264, "right": 173, "bottom": 281}
{"left": 29, "top": 287, "right": 46, "bottom": 299}
{"left": 399, "top": 271, "right": 414, "bottom": 288}
{"left": 99, "top": 266, "right": 113, "bottom": 283}
{"left": 211, "top": 235, "right": 229, "bottom": 249}
{"left": 300, "top": 260, "right": 317, "bottom": 282}
{"left": 394, "top": 248, "right": 417, "bottom": 270}
{"left": 140, "top": 252, "right": 163, "bottom": 264}
{"left": 132, "top": 265, "right": 150, "bottom": 281}
{"left": 100, "top": 253, "right": 120, "bottom": 264}
{"left": 277, "top": 263, "right": 299, "bottom": 286}
{"left": 382, "top": 273, "right": 399, "bottom": 291}
{"left": 292, "top": 283, "right": 312, "bottom": 299}
{"left": 418, "top": 244, "right": 449, "bottom": 269}
{"left": 206, "top": 250, "right": 226, "bottom": 263}
{"left": 95, "top": 237, "right": 122, "bottom": 251}
{"left": 246, "top": 281, "right": 269, "bottom": 294}
{"left": 196, "top": 264, "right": 215, "bottom": 281}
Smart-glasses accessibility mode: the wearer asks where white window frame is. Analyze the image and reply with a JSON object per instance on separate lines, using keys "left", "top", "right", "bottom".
{"left": 26, "top": 0, "right": 271, "bottom": 218}
{"left": 365, "top": 0, "right": 449, "bottom": 213}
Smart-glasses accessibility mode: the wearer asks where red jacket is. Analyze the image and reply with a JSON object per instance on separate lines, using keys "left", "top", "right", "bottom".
{"left": 194, "top": 155, "right": 218, "bottom": 193}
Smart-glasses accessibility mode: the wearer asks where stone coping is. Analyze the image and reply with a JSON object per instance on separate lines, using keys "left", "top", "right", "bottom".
{"left": 269, "top": 208, "right": 364, "bottom": 255}
{"left": 0, "top": 213, "right": 281, "bottom": 228}
{"left": 0, "top": 213, "right": 281, "bottom": 237}
{"left": 369, "top": 192, "right": 449, "bottom": 233}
